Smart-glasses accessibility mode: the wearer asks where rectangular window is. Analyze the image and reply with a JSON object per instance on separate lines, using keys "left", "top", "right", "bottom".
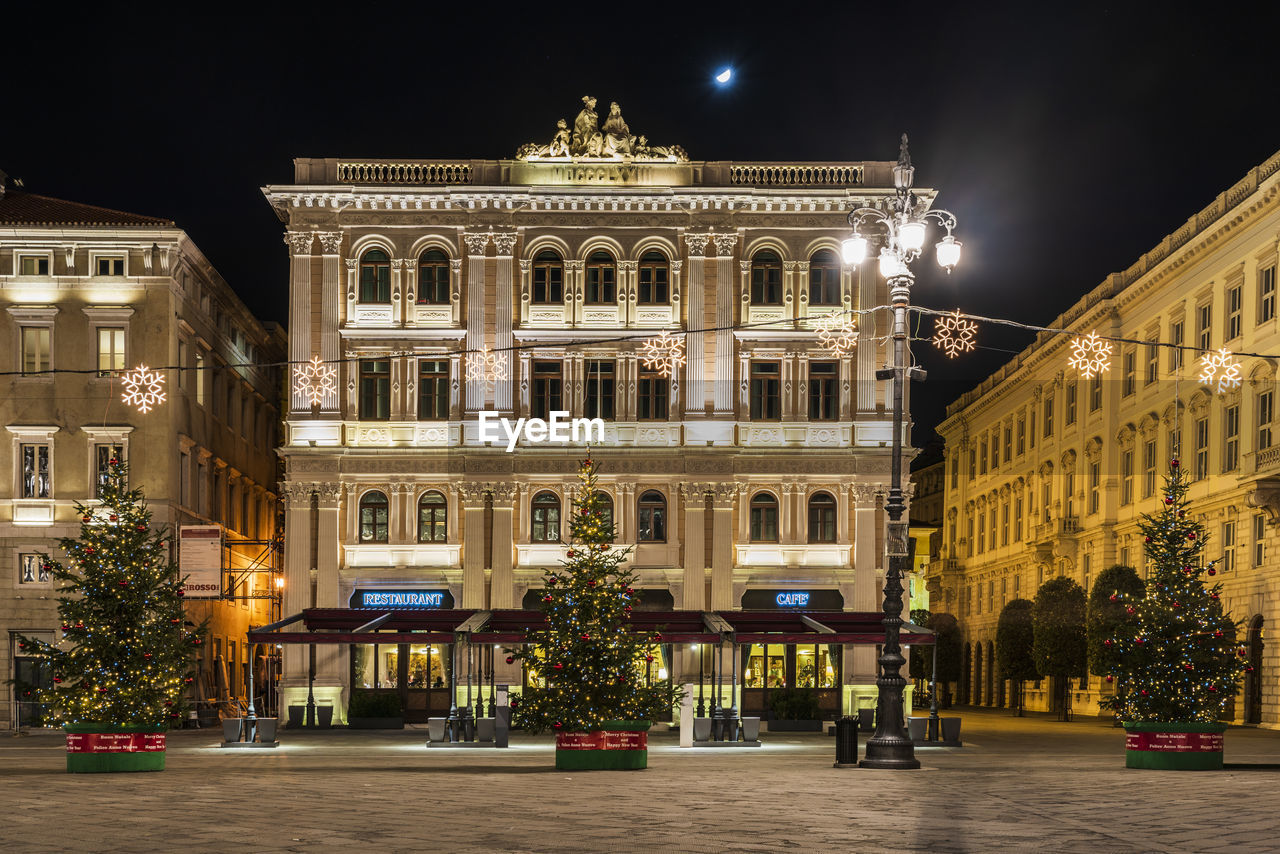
{"left": 968, "top": 449, "right": 976, "bottom": 480}
{"left": 980, "top": 441, "right": 988, "bottom": 475}
{"left": 1259, "top": 390, "right": 1274, "bottom": 451}
{"left": 417, "top": 360, "right": 449, "bottom": 420}
{"left": 749, "top": 362, "right": 780, "bottom": 420}
{"left": 19, "top": 255, "right": 50, "bottom": 276}
{"left": 1065, "top": 471, "right": 1076, "bottom": 519}
{"left": 1001, "top": 501, "right": 1009, "bottom": 546}
{"left": 1120, "top": 547, "right": 1130, "bottom": 568}
{"left": 96, "top": 256, "right": 124, "bottom": 276}
{"left": 195, "top": 351, "right": 205, "bottom": 406}
{"left": 177, "top": 339, "right": 188, "bottom": 391}
{"left": 1089, "top": 376, "right": 1102, "bottom": 412}
{"left": 1197, "top": 303, "right": 1212, "bottom": 352}
{"left": 1121, "top": 449, "right": 1134, "bottom": 505}
{"left": 1194, "top": 416, "right": 1210, "bottom": 480}
{"left": 1170, "top": 320, "right": 1184, "bottom": 372}
{"left": 1146, "top": 336, "right": 1159, "bottom": 385}
{"left": 1222, "top": 521, "right": 1236, "bottom": 573}
{"left": 637, "top": 259, "right": 668, "bottom": 304}
{"left": 584, "top": 360, "right": 615, "bottom": 420}
{"left": 1169, "top": 427, "right": 1182, "bottom": 464}
{"left": 95, "top": 444, "right": 124, "bottom": 498}
{"left": 637, "top": 365, "right": 668, "bottom": 420}
{"left": 21, "top": 444, "right": 51, "bottom": 498}
{"left": 1003, "top": 426, "right": 1012, "bottom": 463}
{"left": 1066, "top": 382, "right": 1077, "bottom": 425}
{"left": 97, "top": 327, "right": 125, "bottom": 377}
{"left": 180, "top": 450, "right": 190, "bottom": 508}
{"left": 1261, "top": 263, "right": 1277, "bottom": 324}
{"left": 807, "top": 362, "right": 838, "bottom": 420}
{"left": 18, "top": 553, "right": 51, "bottom": 585}
{"left": 20, "top": 327, "right": 50, "bottom": 375}
{"left": 1226, "top": 283, "right": 1243, "bottom": 342}
{"left": 1255, "top": 513, "right": 1266, "bottom": 568}
{"left": 950, "top": 455, "right": 958, "bottom": 490}
{"left": 1042, "top": 482, "right": 1051, "bottom": 523}
{"left": 1043, "top": 396, "right": 1054, "bottom": 438}
{"left": 1083, "top": 554, "right": 1092, "bottom": 597}
{"left": 358, "top": 359, "right": 390, "bottom": 420}
{"left": 1089, "top": 460, "right": 1101, "bottom": 515}
{"left": 585, "top": 261, "right": 616, "bottom": 304}
{"left": 990, "top": 433, "right": 999, "bottom": 469}
{"left": 1122, "top": 349, "right": 1136, "bottom": 397}
{"left": 1014, "top": 496, "right": 1023, "bottom": 541}
{"left": 532, "top": 259, "right": 563, "bottom": 304}
{"left": 1224, "top": 404, "right": 1240, "bottom": 473}
{"left": 531, "top": 361, "right": 563, "bottom": 420}
{"left": 1016, "top": 418, "right": 1025, "bottom": 456}
{"left": 977, "top": 514, "right": 985, "bottom": 553}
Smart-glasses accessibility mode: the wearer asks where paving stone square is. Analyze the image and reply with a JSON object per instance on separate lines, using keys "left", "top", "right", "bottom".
{"left": 5, "top": 708, "right": 1280, "bottom": 853}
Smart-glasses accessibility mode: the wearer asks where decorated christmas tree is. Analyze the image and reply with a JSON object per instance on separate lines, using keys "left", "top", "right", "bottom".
{"left": 1103, "top": 459, "right": 1246, "bottom": 722}
{"left": 15, "top": 459, "right": 202, "bottom": 727}
{"left": 510, "top": 454, "right": 678, "bottom": 733}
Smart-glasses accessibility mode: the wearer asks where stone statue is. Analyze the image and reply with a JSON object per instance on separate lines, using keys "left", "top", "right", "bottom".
{"left": 548, "top": 118, "right": 571, "bottom": 157}
{"left": 514, "top": 95, "right": 689, "bottom": 162}
{"left": 601, "top": 101, "right": 632, "bottom": 157}
{"left": 572, "top": 96, "right": 603, "bottom": 157}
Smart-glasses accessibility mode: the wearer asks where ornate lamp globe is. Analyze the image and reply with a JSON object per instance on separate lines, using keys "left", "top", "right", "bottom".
{"left": 841, "top": 235, "right": 868, "bottom": 265}
{"left": 898, "top": 220, "right": 927, "bottom": 254}
{"left": 936, "top": 235, "right": 962, "bottom": 271}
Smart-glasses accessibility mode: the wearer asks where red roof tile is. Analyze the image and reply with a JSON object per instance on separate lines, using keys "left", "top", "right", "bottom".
{"left": 0, "top": 191, "right": 173, "bottom": 227}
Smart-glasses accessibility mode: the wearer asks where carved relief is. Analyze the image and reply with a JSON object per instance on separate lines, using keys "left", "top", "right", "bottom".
{"left": 463, "top": 232, "right": 491, "bottom": 256}
{"left": 285, "top": 232, "right": 314, "bottom": 256}
{"left": 712, "top": 233, "right": 739, "bottom": 256}
{"left": 491, "top": 231, "right": 519, "bottom": 256}
{"left": 317, "top": 232, "right": 343, "bottom": 255}
{"left": 684, "top": 233, "right": 711, "bottom": 256}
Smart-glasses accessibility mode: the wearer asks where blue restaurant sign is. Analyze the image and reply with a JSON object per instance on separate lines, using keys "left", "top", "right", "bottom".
{"left": 775, "top": 591, "right": 811, "bottom": 607}
{"left": 351, "top": 589, "right": 454, "bottom": 609}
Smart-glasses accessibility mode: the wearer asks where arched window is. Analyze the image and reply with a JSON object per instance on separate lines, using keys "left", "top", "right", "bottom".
{"left": 750, "top": 250, "right": 782, "bottom": 305}
{"left": 418, "top": 249, "right": 449, "bottom": 305}
{"left": 359, "top": 249, "right": 391, "bottom": 303}
{"left": 808, "top": 249, "right": 840, "bottom": 306}
{"left": 418, "top": 491, "right": 447, "bottom": 543}
{"left": 531, "top": 491, "right": 561, "bottom": 542}
{"left": 585, "top": 250, "right": 616, "bottom": 304}
{"left": 532, "top": 250, "right": 564, "bottom": 304}
{"left": 638, "top": 490, "right": 666, "bottom": 542}
{"left": 807, "top": 491, "right": 837, "bottom": 543}
{"left": 637, "top": 250, "right": 669, "bottom": 304}
{"left": 359, "top": 491, "right": 389, "bottom": 543}
{"left": 749, "top": 492, "right": 779, "bottom": 542}
{"left": 594, "top": 492, "right": 615, "bottom": 542}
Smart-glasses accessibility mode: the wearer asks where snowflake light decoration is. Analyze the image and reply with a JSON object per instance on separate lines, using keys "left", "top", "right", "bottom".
{"left": 639, "top": 330, "right": 686, "bottom": 378}
{"left": 465, "top": 346, "right": 508, "bottom": 392}
{"left": 932, "top": 309, "right": 977, "bottom": 359}
{"left": 293, "top": 356, "right": 338, "bottom": 407}
{"left": 120, "top": 364, "right": 167, "bottom": 413}
{"left": 814, "top": 312, "right": 858, "bottom": 358}
{"left": 1198, "top": 348, "right": 1242, "bottom": 394}
{"left": 1068, "top": 331, "right": 1113, "bottom": 378}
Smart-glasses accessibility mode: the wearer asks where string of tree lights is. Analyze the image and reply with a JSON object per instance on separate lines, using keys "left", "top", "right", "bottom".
{"left": 2, "top": 302, "right": 1268, "bottom": 413}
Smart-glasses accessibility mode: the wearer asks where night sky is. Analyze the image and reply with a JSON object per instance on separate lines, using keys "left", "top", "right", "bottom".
{"left": 8, "top": 3, "right": 1280, "bottom": 445}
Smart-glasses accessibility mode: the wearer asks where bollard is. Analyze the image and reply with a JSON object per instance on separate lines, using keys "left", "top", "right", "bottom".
{"left": 833, "top": 716, "right": 858, "bottom": 768}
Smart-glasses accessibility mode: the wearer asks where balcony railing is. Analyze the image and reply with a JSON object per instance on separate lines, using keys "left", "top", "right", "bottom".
{"left": 336, "top": 161, "right": 473, "bottom": 185}
{"left": 728, "top": 164, "right": 863, "bottom": 187}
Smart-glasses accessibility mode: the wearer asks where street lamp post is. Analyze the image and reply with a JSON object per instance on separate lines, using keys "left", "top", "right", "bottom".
{"left": 843, "top": 135, "right": 960, "bottom": 769}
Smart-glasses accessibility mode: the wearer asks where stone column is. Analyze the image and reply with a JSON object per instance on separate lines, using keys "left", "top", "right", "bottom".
{"left": 683, "top": 234, "right": 709, "bottom": 416}
{"left": 314, "top": 481, "right": 344, "bottom": 688}
{"left": 566, "top": 260, "right": 584, "bottom": 327}
{"left": 390, "top": 258, "right": 405, "bottom": 328}
{"left": 850, "top": 482, "right": 881, "bottom": 681}
{"left": 619, "top": 260, "right": 637, "bottom": 326}
{"left": 286, "top": 232, "right": 314, "bottom": 412}
{"left": 461, "top": 484, "right": 487, "bottom": 608}
{"left": 490, "top": 483, "right": 516, "bottom": 609}
{"left": 280, "top": 483, "right": 313, "bottom": 691}
{"left": 317, "top": 233, "right": 342, "bottom": 415}
{"left": 493, "top": 232, "right": 518, "bottom": 413}
{"left": 856, "top": 263, "right": 877, "bottom": 413}
{"left": 784, "top": 261, "right": 800, "bottom": 324}
{"left": 713, "top": 233, "right": 739, "bottom": 416}
{"left": 463, "top": 232, "right": 490, "bottom": 412}
{"left": 681, "top": 483, "right": 706, "bottom": 610}
{"left": 450, "top": 259, "right": 463, "bottom": 326}
{"left": 711, "top": 482, "right": 736, "bottom": 610}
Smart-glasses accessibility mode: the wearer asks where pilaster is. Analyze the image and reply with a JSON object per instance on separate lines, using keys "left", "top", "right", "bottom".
{"left": 286, "top": 232, "right": 314, "bottom": 412}
{"left": 713, "top": 233, "right": 738, "bottom": 416}
{"left": 317, "top": 232, "right": 342, "bottom": 414}
{"left": 711, "top": 482, "right": 736, "bottom": 610}
{"left": 464, "top": 232, "right": 490, "bottom": 411}
{"left": 683, "top": 233, "right": 710, "bottom": 415}
{"left": 493, "top": 231, "right": 518, "bottom": 413}
{"left": 460, "top": 483, "right": 488, "bottom": 608}
{"left": 680, "top": 482, "right": 707, "bottom": 610}
{"left": 490, "top": 483, "right": 516, "bottom": 609}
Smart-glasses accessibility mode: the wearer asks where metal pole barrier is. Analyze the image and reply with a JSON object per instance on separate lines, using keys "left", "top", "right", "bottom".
{"left": 928, "top": 635, "right": 940, "bottom": 741}
{"left": 245, "top": 641, "right": 257, "bottom": 743}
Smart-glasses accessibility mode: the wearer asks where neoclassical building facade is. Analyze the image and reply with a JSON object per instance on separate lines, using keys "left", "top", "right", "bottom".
{"left": 931, "top": 147, "right": 1280, "bottom": 724}
{"left": 0, "top": 175, "right": 284, "bottom": 728}
{"left": 263, "top": 101, "right": 924, "bottom": 722}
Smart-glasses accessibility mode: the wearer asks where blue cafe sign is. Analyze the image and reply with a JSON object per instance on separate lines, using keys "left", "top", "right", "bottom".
{"left": 775, "top": 591, "right": 811, "bottom": 607}
{"left": 352, "top": 589, "right": 453, "bottom": 609}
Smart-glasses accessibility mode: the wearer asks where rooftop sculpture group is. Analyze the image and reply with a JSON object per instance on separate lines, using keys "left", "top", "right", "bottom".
{"left": 516, "top": 96, "right": 688, "bottom": 162}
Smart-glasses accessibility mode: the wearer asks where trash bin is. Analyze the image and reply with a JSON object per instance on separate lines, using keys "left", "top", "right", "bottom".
{"left": 427, "top": 717, "right": 447, "bottom": 743}
{"left": 833, "top": 716, "right": 858, "bottom": 767}
{"left": 476, "top": 718, "right": 496, "bottom": 742}
{"left": 907, "top": 716, "right": 928, "bottom": 742}
{"left": 857, "top": 708, "right": 875, "bottom": 732}
{"left": 222, "top": 718, "right": 242, "bottom": 743}
{"left": 692, "top": 717, "right": 712, "bottom": 742}
{"left": 741, "top": 717, "right": 761, "bottom": 742}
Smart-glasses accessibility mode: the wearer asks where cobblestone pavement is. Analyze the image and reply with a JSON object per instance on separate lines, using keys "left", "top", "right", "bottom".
{"left": 4, "top": 708, "right": 1280, "bottom": 853}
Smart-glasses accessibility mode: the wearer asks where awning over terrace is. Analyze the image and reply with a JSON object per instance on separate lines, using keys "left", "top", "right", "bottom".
{"left": 247, "top": 609, "right": 935, "bottom": 646}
